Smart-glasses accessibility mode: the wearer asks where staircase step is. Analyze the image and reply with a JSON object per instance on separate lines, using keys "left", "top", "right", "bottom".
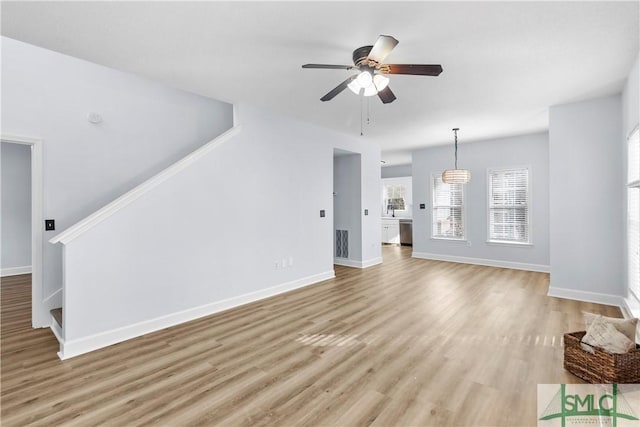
{"left": 50, "top": 308, "right": 63, "bottom": 328}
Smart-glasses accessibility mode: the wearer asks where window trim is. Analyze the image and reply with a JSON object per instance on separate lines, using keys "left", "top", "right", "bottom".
{"left": 430, "top": 171, "right": 466, "bottom": 241}
{"left": 627, "top": 126, "right": 640, "bottom": 303}
{"left": 486, "top": 166, "right": 532, "bottom": 245}
{"left": 627, "top": 187, "right": 639, "bottom": 302}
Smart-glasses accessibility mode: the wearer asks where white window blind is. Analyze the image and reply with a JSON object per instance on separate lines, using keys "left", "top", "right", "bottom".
{"left": 628, "top": 128, "right": 640, "bottom": 301}
{"left": 431, "top": 173, "right": 464, "bottom": 239}
{"left": 488, "top": 167, "right": 530, "bottom": 244}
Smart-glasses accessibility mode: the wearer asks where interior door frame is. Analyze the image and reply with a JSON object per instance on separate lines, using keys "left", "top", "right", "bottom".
{"left": 1, "top": 134, "right": 46, "bottom": 327}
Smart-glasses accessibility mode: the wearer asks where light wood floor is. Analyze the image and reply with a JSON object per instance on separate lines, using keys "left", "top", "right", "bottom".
{"left": 1, "top": 246, "right": 622, "bottom": 426}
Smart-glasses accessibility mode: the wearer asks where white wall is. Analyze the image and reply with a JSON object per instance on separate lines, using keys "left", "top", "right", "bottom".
{"left": 1, "top": 143, "right": 31, "bottom": 275}
{"left": 1, "top": 37, "right": 233, "bottom": 306}
{"left": 381, "top": 164, "right": 412, "bottom": 179}
{"left": 549, "top": 95, "right": 623, "bottom": 299}
{"left": 57, "top": 103, "right": 381, "bottom": 356}
{"left": 412, "top": 132, "right": 550, "bottom": 271}
{"left": 334, "top": 153, "right": 362, "bottom": 262}
{"left": 360, "top": 145, "right": 383, "bottom": 265}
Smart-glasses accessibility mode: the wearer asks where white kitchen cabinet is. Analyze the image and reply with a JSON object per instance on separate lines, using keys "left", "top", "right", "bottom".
{"left": 381, "top": 219, "right": 400, "bottom": 244}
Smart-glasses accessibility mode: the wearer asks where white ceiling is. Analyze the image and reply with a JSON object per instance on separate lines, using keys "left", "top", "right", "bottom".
{"left": 2, "top": 1, "right": 638, "bottom": 165}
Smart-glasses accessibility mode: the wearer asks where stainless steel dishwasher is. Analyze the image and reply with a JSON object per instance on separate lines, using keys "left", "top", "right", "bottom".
{"left": 399, "top": 219, "right": 412, "bottom": 246}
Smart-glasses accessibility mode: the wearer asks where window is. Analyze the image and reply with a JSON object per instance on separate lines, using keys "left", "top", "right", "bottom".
{"left": 488, "top": 167, "right": 530, "bottom": 244}
{"left": 628, "top": 128, "right": 640, "bottom": 301}
{"left": 381, "top": 177, "right": 411, "bottom": 216}
{"left": 384, "top": 184, "right": 406, "bottom": 211}
{"left": 431, "top": 173, "right": 464, "bottom": 239}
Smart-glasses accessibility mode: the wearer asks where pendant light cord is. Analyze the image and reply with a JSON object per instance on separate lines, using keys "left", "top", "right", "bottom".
{"left": 453, "top": 127, "right": 459, "bottom": 169}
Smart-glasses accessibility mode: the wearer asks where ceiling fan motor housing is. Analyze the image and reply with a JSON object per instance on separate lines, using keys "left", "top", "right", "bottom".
{"left": 353, "top": 46, "right": 374, "bottom": 66}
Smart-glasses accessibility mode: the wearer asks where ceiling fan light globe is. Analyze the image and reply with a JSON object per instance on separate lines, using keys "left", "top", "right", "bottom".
{"left": 347, "top": 80, "right": 362, "bottom": 95}
{"left": 356, "top": 71, "right": 373, "bottom": 88}
{"left": 373, "top": 74, "right": 389, "bottom": 91}
{"left": 363, "top": 85, "right": 378, "bottom": 97}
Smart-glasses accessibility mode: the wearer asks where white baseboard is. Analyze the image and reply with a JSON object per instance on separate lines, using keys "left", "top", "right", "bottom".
{"left": 411, "top": 252, "right": 549, "bottom": 273}
{"left": 547, "top": 288, "right": 639, "bottom": 341}
{"left": 547, "top": 286, "right": 625, "bottom": 308}
{"left": 334, "top": 257, "right": 383, "bottom": 269}
{"left": 334, "top": 258, "right": 361, "bottom": 268}
{"left": 58, "top": 270, "right": 335, "bottom": 360}
{"left": 623, "top": 295, "right": 640, "bottom": 319}
{"left": 361, "top": 257, "right": 383, "bottom": 268}
{"left": 1, "top": 265, "right": 32, "bottom": 277}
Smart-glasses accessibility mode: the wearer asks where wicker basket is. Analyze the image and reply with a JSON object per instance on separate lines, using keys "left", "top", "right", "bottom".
{"left": 563, "top": 331, "right": 640, "bottom": 383}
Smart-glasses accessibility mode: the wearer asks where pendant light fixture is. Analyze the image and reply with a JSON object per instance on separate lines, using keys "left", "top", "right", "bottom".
{"left": 442, "top": 127, "right": 471, "bottom": 184}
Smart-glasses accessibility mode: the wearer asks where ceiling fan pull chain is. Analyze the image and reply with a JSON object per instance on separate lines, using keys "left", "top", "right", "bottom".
{"left": 367, "top": 97, "right": 371, "bottom": 125}
{"left": 360, "top": 93, "right": 364, "bottom": 136}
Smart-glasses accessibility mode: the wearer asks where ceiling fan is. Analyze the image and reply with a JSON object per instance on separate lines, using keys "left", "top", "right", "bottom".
{"left": 302, "top": 35, "right": 443, "bottom": 104}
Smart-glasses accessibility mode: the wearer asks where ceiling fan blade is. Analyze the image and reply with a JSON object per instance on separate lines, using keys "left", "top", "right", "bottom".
{"left": 302, "top": 64, "right": 355, "bottom": 70}
{"left": 367, "top": 35, "right": 399, "bottom": 64}
{"left": 377, "top": 86, "right": 397, "bottom": 104}
{"left": 386, "top": 64, "right": 443, "bottom": 76}
{"left": 320, "top": 75, "right": 357, "bottom": 102}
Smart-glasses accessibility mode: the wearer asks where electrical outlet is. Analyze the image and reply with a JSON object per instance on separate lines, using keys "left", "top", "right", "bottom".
{"left": 419, "top": 204, "right": 426, "bottom": 209}
{"left": 45, "top": 219, "right": 55, "bottom": 231}
{"left": 320, "top": 210, "right": 325, "bottom": 218}
{"left": 364, "top": 209, "right": 368, "bottom": 216}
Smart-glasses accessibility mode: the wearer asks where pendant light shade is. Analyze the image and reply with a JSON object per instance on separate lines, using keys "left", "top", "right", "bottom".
{"left": 442, "top": 169, "right": 471, "bottom": 184}
{"left": 442, "top": 128, "right": 471, "bottom": 184}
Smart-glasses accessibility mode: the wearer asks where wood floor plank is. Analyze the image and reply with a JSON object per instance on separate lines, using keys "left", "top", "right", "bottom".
{"left": 1, "top": 247, "right": 624, "bottom": 426}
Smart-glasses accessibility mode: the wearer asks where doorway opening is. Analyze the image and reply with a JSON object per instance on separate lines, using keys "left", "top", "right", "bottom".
{"left": 1, "top": 135, "right": 46, "bottom": 328}
{"left": 333, "top": 148, "right": 362, "bottom": 267}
